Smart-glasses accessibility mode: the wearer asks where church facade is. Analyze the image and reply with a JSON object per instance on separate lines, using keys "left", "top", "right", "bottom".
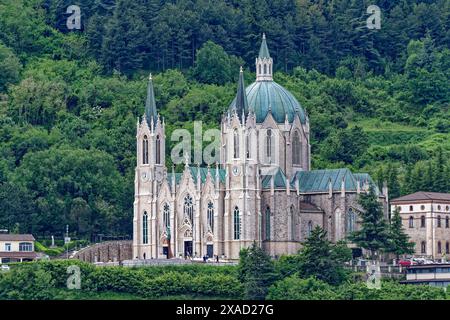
{"left": 132, "top": 35, "right": 388, "bottom": 260}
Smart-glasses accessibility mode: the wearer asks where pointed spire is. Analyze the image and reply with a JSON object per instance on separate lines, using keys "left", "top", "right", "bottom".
{"left": 145, "top": 73, "right": 157, "bottom": 126}
{"left": 234, "top": 66, "right": 248, "bottom": 121}
{"left": 259, "top": 33, "right": 270, "bottom": 59}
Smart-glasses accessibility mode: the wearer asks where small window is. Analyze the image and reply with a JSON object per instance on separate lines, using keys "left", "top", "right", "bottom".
{"left": 421, "top": 241, "right": 426, "bottom": 254}
{"left": 143, "top": 136, "right": 149, "bottom": 165}
{"left": 438, "top": 205, "right": 442, "bottom": 210}
{"left": 438, "top": 241, "right": 442, "bottom": 254}
{"left": 421, "top": 205, "right": 425, "bottom": 210}
{"left": 233, "top": 129, "right": 239, "bottom": 159}
{"left": 207, "top": 201, "right": 214, "bottom": 232}
{"left": 156, "top": 135, "right": 161, "bottom": 164}
{"left": 446, "top": 216, "right": 449, "bottom": 228}
{"left": 307, "top": 221, "right": 313, "bottom": 237}
{"left": 446, "top": 206, "right": 449, "bottom": 212}
{"left": 265, "top": 206, "right": 271, "bottom": 240}
{"left": 266, "top": 129, "right": 273, "bottom": 162}
{"left": 4, "top": 243, "right": 11, "bottom": 252}
{"left": 446, "top": 242, "right": 449, "bottom": 254}
{"left": 398, "top": 206, "right": 402, "bottom": 212}
{"left": 409, "top": 206, "right": 414, "bottom": 211}
{"left": 142, "top": 212, "right": 148, "bottom": 244}
{"left": 421, "top": 216, "right": 426, "bottom": 228}
{"left": 234, "top": 206, "right": 241, "bottom": 240}
{"left": 437, "top": 216, "right": 442, "bottom": 228}
{"left": 409, "top": 216, "right": 414, "bottom": 228}
{"left": 19, "top": 242, "right": 33, "bottom": 252}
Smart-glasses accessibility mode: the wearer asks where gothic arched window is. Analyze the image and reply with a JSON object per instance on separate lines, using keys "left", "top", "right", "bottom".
{"left": 207, "top": 201, "right": 214, "bottom": 232}
{"left": 292, "top": 131, "right": 301, "bottom": 165}
{"left": 409, "top": 216, "right": 414, "bottom": 228}
{"left": 259, "top": 65, "right": 261, "bottom": 74}
{"left": 156, "top": 135, "right": 161, "bottom": 164}
{"left": 233, "top": 206, "right": 241, "bottom": 240}
{"left": 264, "top": 64, "right": 267, "bottom": 74}
{"left": 446, "top": 242, "right": 449, "bottom": 254}
{"left": 421, "top": 241, "right": 426, "bottom": 254}
{"left": 290, "top": 206, "right": 295, "bottom": 241}
{"left": 307, "top": 221, "right": 313, "bottom": 237}
{"left": 143, "top": 136, "right": 149, "bottom": 164}
{"left": 233, "top": 129, "right": 239, "bottom": 159}
{"left": 246, "top": 133, "right": 250, "bottom": 159}
{"left": 446, "top": 216, "right": 449, "bottom": 228}
{"left": 421, "top": 216, "right": 426, "bottom": 228}
{"left": 347, "top": 208, "right": 356, "bottom": 234}
{"left": 163, "top": 204, "right": 170, "bottom": 229}
{"left": 265, "top": 206, "right": 271, "bottom": 240}
{"left": 142, "top": 211, "right": 148, "bottom": 244}
{"left": 438, "top": 241, "right": 442, "bottom": 254}
{"left": 184, "top": 195, "right": 194, "bottom": 225}
{"left": 266, "top": 129, "right": 273, "bottom": 162}
{"left": 437, "top": 215, "right": 442, "bottom": 228}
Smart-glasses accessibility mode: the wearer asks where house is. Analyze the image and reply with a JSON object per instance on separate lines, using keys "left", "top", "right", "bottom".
{"left": 0, "top": 234, "right": 38, "bottom": 263}
{"left": 391, "top": 191, "right": 450, "bottom": 260}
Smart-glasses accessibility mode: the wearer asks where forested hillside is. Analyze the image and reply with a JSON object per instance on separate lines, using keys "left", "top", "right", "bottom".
{"left": 0, "top": 0, "right": 448, "bottom": 240}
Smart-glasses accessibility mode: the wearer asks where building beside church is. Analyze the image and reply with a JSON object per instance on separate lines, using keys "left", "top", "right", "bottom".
{"left": 132, "top": 35, "right": 388, "bottom": 260}
{"left": 391, "top": 191, "right": 450, "bottom": 260}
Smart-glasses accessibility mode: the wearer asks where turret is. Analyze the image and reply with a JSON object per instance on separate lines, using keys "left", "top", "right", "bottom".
{"left": 255, "top": 34, "right": 273, "bottom": 82}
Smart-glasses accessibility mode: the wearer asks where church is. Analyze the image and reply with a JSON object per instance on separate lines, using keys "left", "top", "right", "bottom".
{"left": 132, "top": 35, "right": 388, "bottom": 260}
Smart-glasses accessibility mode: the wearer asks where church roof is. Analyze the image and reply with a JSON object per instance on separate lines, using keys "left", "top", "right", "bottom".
{"left": 262, "top": 167, "right": 290, "bottom": 189}
{"left": 167, "top": 167, "right": 226, "bottom": 187}
{"left": 259, "top": 33, "right": 271, "bottom": 59}
{"left": 228, "top": 81, "right": 307, "bottom": 124}
{"left": 261, "top": 168, "right": 379, "bottom": 194}
{"left": 145, "top": 74, "right": 157, "bottom": 126}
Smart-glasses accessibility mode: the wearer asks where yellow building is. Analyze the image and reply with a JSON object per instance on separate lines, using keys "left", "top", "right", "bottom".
{"left": 0, "top": 234, "right": 37, "bottom": 263}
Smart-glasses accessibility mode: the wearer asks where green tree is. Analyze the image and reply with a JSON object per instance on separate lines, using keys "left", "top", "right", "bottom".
{"left": 387, "top": 208, "right": 415, "bottom": 259}
{"left": 0, "top": 42, "right": 22, "bottom": 92}
{"left": 237, "top": 242, "right": 277, "bottom": 300}
{"left": 349, "top": 188, "right": 390, "bottom": 260}
{"left": 298, "top": 226, "right": 351, "bottom": 285}
{"left": 192, "top": 41, "right": 242, "bottom": 85}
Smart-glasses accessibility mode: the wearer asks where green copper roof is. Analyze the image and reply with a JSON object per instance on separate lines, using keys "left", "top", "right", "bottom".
{"left": 233, "top": 67, "right": 248, "bottom": 118}
{"left": 229, "top": 81, "right": 307, "bottom": 124}
{"left": 167, "top": 167, "right": 226, "bottom": 187}
{"left": 259, "top": 34, "right": 270, "bottom": 59}
{"left": 145, "top": 74, "right": 157, "bottom": 126}
{"left": 288, "top": 169, "right": 379, "bottom": 194}
{"left": 262, "top": 168, "right": 290, "bottom": 189}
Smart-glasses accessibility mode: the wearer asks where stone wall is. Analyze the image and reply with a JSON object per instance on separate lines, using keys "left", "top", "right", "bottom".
{"left": 73, "top": 241, "right": 132, "bottom": 263}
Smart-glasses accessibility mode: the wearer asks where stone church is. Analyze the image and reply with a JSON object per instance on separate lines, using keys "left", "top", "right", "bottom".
{"left": 132, "top": 35, "right": 388, "bottom": 260}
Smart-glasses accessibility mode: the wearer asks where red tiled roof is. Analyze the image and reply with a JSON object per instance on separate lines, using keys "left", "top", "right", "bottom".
{"left": 0, "top": 251, "right": 37, "bottom": 259}
{"left": 391, "top": 192, "right": 450, "bottom": 203}
{"left": 0, "top": 234, "right": 35, "bottom": 241}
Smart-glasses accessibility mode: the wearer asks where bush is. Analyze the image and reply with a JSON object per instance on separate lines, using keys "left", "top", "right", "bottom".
{"left": 267, "top": 276, "right": 339, "bottom": 300}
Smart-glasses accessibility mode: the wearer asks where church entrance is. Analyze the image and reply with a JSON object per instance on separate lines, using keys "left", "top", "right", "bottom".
{"left": 184, "top": 241, "right": 193, "bottom": 258}
{"left": 206, "top": 244, "right": 213, "bottom": 258}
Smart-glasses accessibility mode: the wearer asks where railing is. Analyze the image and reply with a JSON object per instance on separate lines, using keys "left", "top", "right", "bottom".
{"left": 345, "top": 265, "right": 405, "bottom": 274}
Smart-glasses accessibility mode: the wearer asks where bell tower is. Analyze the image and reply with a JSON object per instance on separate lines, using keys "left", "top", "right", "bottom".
{"left": 133, "top": 74, "right": 166, "bottom": 260}
{"left": 255, "top": 33, "right": 273, "bottom": 82}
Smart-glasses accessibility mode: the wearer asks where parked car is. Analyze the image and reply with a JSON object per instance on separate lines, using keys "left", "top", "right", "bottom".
{"left": 398, "top": 259, "right": 413, "bottom": 267}
{"left": 1, "top": 264, "right": 10, "bottom": 271}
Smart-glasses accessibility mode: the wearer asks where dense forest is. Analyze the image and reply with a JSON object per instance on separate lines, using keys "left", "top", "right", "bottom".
{"left": 0, "top": 0, "right": 448, "bottom": 240}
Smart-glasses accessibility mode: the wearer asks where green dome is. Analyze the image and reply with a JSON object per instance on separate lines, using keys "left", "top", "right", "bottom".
{"left": 229, "top": 81, "right": 307, "bottom": 124}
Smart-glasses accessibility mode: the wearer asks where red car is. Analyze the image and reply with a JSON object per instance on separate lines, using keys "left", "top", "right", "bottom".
{"left": 398, "top": 259, "right": 413, "bottom": 266}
